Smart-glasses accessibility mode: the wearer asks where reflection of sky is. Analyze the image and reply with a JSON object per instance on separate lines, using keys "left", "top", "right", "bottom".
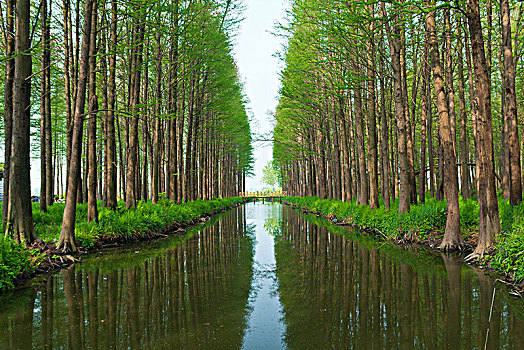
{"left": 233, "top": 0, "right": 288, "bottom": 191}
{"left": 242, "top": 202, "right": 286, "bottom": 349}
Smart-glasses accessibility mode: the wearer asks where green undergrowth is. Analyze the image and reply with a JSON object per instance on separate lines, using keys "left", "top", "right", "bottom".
{"left": 284, "top": 196, "right": 479, "bottom": 240}
{"left": 32, "top": 197, "right": 244, "bottom": 248}
{"left": 284, "top": 195, "right": 524, "bottom": 283}
{"left": 0, "top": 197, "right": 244, "bottom": 292}
{"left": 80, "top": 210, "right": 227, "bottom": 273}
{"left": 490, "top": 200, "right": 524, "bottom": 282}
{"left": 0, "top": 238, "right": 32, "bottom": 291}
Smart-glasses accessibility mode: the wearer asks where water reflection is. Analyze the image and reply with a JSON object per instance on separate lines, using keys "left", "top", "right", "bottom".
{"left": 0, "top": 206, "right": 253, "bottom": 349}
{"left": 1, "top": 203, "right": 524, "bottom": 349}
{"left": 242, "top": 203, "right": 286, "bottom": 349}
{"left": 276, "top": 205, "right": 524, "bottom": 350}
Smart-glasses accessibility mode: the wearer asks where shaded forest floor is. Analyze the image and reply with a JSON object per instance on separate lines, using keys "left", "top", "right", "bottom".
{"left": 0, "top": 197, "right": 245, "bottom": 292}
{"left": 283, "top": 196, "right": 524, "bottom": 295}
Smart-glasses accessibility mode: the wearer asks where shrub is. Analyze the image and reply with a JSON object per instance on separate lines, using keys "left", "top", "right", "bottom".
{"left": 0, "top": 238, "right": 32, "bottom": 291}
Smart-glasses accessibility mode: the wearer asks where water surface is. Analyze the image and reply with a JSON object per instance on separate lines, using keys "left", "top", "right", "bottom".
{"left": 1, "top": 202, "right": 524, "bottom": 349}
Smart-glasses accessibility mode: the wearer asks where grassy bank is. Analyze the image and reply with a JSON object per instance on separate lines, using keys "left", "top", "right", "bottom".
{"left": 283, "top": 196, "right": 524, "bottom": 283}
{"left": 0, "top": 197, "right": 245, "bottom": 291}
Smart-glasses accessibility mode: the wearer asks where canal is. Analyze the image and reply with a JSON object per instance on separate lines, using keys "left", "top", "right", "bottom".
{"left": 1, "top": 202, "right": 524, "bottom": 349}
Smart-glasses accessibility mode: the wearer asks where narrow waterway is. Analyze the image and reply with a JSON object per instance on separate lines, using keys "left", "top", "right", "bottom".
{"left": 1, "top": 202, "right": 524, "bottom": 349}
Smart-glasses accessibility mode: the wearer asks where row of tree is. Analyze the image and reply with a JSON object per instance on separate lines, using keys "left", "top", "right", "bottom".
{"left": 273, "top": 0, "right": 523, "bottom": 256}
{"left": 1, "top": 0, "right": 254, "bottom": 250}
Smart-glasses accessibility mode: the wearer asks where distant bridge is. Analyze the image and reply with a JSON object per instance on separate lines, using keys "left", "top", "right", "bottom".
{"left": 240, "top": 191, "right": 287, "bottom": 202}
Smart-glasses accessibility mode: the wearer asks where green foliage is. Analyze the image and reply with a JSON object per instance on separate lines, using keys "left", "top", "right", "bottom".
{"left": 261, "top": 160, "right": 281, "bottom": 188}
{"left": 0, "top": 238, "right": 32, "bottom": 291}
{"left": 490, "top": 231, "right": 524, "bottom": 281}
{"left": 459, "top": 197, "right": 479, "bottom": 229}
{"left": 490, "top": 200, "right": 524, "bottom": 281}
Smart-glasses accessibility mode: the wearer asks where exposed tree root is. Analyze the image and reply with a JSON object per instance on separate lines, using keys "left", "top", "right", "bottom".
{"left": 438, "top": 241, "right": 466, "bottom": 252}
{"left": 464, "top": 252, "right": 484, "bottom": 263}
{"left": 55, "top": 238, "right": 77, "bottom": 255}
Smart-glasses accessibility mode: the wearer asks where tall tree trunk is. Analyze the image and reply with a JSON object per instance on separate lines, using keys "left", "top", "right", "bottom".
{"left": 141, "top": 53, "right": 150, "bottom": 202}
{"left": 2, "top": 0, "right": 15, "bottom": 227}
{"left": 426, "top": 2, "right": 464, "bottom": 250}
{"left": 87, "top": 0, "right": 98, "bottom": 223}
{"left": 501, "top": 0, "right": 522, "bottom": 204}
{"left": 125, "top": 10, "right": 145, "bottom": 209}
{"left": 466, "top": 0, "right": 501, "bottom": 257}
{"left": 169, "top": 0, "right": 179, "bottom": 202}
{"left": 332, "top": 103, "right": 342, "bottom": 200}
{"left": 401, "top": 25, "right": 417, "bottom": 205}
{"left": 383, "top": 3, "right": 410, "bottom": 213}
{"left": 444, "top": 8, "right": 457, "bottom": 152}
{"left": 104, "top": 0, "right": 118, "bottom": 210}
{"left": 367, "top": 6, "right": 379, "bottom": 209}
{"left": 62, "top": 0, "right": 73, "bottom": 192}
{"left": 117, "top": 115, "right": 125, "bottom": 200}
{"left": 40, "top": 0, "right": 49, "bottom": 212}
{"left": 5, "top": 0, "right": 36, "bottom": 245}
{"left": 100, "top": 15, "right": 108, "bottom": 205}
{"left": 354, "top": 84, "right": 369, "bottom": 205}
{"left": 428, "top": 84, "right": 436, "bottom": 198}
{"left": 419, "top": 29, "right": 429, "bottom": 204}
{"left": 177, "top": 77, "right": 186, "bottom": 203}
{"left": 486, "top": 0, "right": 493, "bottom": 87}
{"left": 152, "top": 27, "right": 162, "bottom": 204}
{"left": 185, "top": 71, "right": 196, "bottom": 201}
{"left": 379, "top": 48, "right": 390, "bottom": 209}
{"left": 45, "top": 1, "right": 53, "bottom": 207}
{"left": 465, "top": 20, "right": 479, "bottom": 195}
{"left": 457, "top": 14, "right": 471, "bottom": 199}
{"left": 57, "top": 0, "right": 94, "bottom": 253}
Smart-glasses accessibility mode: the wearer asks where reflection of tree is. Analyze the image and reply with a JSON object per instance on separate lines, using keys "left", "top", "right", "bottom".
{"left": 0, "top": 206, "right": 254, "bottom": 349}
{"left": 441, "top": 253, "right": 461, "bottom": 349}
{"left": 274, "top": 205, "right": 524, "bottom": 349}
{"left": 4, "top": 205, "right": 524, "bottom": 348}
{"left": 63, "top": 266, "right": 82, "bottom": 350}
{"left": 41, "top": 278, "right": 54, "bottom": 349}
{"left": 264, "top": 217, "right": 282, "bottom": 236}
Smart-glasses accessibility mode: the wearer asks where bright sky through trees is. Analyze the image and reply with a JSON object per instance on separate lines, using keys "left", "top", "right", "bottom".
{"left": 234, "top": 0, "right": 287, "bottom": 191}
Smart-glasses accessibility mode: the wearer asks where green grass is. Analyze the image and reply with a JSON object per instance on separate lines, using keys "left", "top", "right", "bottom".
{"left": 0, "top": 197, "right": 245, "bottom": 291}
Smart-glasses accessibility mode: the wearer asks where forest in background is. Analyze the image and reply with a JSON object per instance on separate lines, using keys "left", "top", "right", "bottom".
{"left": 274, "top": 0, "right": 524, "bottom": 257}
{"left": 0, "top": 0, "right": 254, "bottom": 250}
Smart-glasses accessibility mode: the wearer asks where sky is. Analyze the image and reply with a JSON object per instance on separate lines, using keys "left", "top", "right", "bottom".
{"left": 233, "top": 0, "right": 288, "bottom": 191}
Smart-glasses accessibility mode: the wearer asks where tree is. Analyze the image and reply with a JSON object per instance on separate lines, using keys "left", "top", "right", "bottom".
{"left": 4, "top": 0, "right": 36, "bottom": 245}
{"left": 426, "top": 1, "right": 463, "bottom": 250}
{"left": 271, "top": 0, "right": 520, "bottom": 258}
{"left": 466, "top": 0, "right": 501, "bottom": 258}
{"left": 87, "top": 0, "right": 98, "bottom": 223}
{"left": 57, "top": 0, "right": 95, "bottom": 252}
{"left": 383, "top": 3, "right": 410, "bottom": 213}
{"left": 501, "top": 0, "right": 522, "bottom": 205}
{"left": 262, "top": 161, "right": 280, "bottom": 188}
{"left": 2, "top": 0, "right": 15, "bottom": 227}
